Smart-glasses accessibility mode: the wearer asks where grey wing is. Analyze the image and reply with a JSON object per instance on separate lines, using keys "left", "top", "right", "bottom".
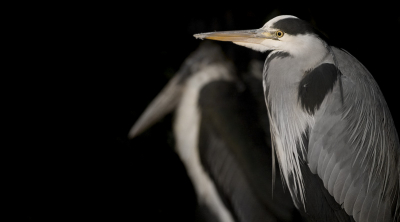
{"left": 307, "top": 47, "right": 400, "bottom": 222}
{"left": 198, "top": 79, "right": 301, "bottom": 222}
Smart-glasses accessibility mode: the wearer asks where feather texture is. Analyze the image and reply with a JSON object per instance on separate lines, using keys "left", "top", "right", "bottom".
{"left": 307, "top": 47, "right": 400, "bottom": 221}
{"left": 264, "top": 46, "right": 399, "bottom": 221}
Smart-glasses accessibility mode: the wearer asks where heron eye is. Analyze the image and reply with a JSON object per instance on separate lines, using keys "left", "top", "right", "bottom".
{"left": 276, "top": 31, "right": 284, "bottom": 38}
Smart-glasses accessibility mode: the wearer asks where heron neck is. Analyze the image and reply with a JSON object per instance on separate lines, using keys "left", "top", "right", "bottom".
{"left": 285, "top": 35, "right": 332, "bottom": 72}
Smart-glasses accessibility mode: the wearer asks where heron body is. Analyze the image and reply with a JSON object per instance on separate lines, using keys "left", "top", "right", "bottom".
{"left": 195, "top": 15, "right": 400, "bottom": 221}
{"left": 129, "top": 42, "right": 301, "bottom": 222}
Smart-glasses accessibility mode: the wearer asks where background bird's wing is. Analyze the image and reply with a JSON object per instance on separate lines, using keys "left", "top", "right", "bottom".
{"left": 306, "top": 47, "right": 399, "bottom": 222}
{"left": 198, "top": 77, "right": 301, "bottom": 222}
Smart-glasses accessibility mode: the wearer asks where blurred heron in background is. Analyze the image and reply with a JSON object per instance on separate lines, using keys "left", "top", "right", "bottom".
{"left": 129, "top": 42, "right": 304, "bottom": 222}
{"left": 195, "top": 15, "right": 399, "bottom": 221}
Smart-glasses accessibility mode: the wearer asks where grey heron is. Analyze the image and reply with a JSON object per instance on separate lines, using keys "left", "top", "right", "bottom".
{"left": 129, "top": 42, "right": 304, "bottom": 222}
{"left": 194, "top": 15, "right": 400, "bottom": 222}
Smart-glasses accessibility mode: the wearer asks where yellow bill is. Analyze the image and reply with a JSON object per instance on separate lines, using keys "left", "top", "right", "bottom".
{"left": 194, "top": 29, "right": 275, "bottom": 44}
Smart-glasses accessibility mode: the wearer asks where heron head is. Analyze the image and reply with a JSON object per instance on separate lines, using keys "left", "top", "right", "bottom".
{"left": 194, "top": 15, "right": 327, "bottom": 56}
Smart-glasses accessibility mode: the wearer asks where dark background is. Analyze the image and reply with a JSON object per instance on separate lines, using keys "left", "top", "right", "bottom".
{"left": 15, "top": 2, "right": 399, "bottom": 221}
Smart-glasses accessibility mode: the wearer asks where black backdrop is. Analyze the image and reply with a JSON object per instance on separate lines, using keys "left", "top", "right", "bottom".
{"left": 15, "top": 2, "right": 399, "bottom": 221}
{"left": 111, "top": 4, "right": 400, "bottom": 221}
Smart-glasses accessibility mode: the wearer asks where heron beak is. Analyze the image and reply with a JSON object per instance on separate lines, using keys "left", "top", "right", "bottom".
{"left": 194, "top": 29, "right": 273, "bottom": 44}
{"left": 128, "top": 76, "right": 182, "bottom": 139}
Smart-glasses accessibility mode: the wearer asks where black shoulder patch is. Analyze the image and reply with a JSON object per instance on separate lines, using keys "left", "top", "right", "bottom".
{"left": 298, "top": 63, "right": 340, "bottom": 115}
{"left": 271, "top": 18, "right": 315, "bottom": 35}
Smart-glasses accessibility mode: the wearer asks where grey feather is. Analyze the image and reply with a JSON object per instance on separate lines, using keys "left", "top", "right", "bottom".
{"left": 306, "top": 47, "right": 400, "bottom": 221}
{"left": 263, "top": 44, "right": 399, "bottom": 222}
